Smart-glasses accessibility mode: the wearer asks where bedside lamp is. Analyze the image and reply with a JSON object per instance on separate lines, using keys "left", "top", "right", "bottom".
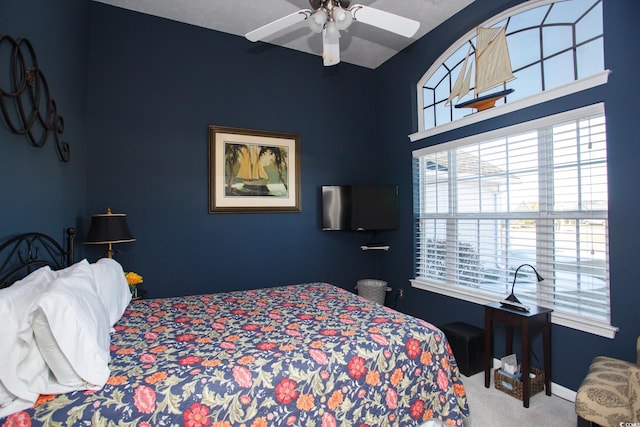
{"left": 502, "top": 263, "right": 544, "bottom": 310}
{"left": 85, "top": 207, "right": 135, "bottom": 258}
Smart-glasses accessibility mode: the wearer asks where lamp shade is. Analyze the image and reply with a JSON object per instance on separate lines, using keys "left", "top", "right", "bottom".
{"left": 85, "top": 208, "right": 135, "bottom": 258}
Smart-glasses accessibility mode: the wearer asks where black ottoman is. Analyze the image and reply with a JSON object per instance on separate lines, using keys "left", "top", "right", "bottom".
{"left": 440, "top": 322, "right": 485, "bottom": 377}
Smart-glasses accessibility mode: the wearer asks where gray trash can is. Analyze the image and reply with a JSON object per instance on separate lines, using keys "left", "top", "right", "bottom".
{"left": 356, "top": 279, "right": 388, "bottom": 305}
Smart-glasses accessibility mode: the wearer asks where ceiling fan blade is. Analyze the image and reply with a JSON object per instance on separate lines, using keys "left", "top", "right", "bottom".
{"left": 245, "top": 10, "right": 311, "bottom": 42}
{"left": 350, "top": 5, "right": 420, "bottom": 38}
{"left": 322, "top": 30, "right": 340, "bottom": 66}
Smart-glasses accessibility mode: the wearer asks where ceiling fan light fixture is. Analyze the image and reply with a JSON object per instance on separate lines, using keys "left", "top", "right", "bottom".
{"left": 333, "top": 6, "right": 352, "bottom": 30}
{"left": 325, "top": 21, "right": 340, "bottom": 43}
{"left": 308, "top": 9, "right": 327, "bottom": 33}
{"left": 322, "top": 30, "right": 340, "bottom": 66}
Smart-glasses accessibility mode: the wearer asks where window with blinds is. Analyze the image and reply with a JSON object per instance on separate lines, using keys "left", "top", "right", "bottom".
{"left": 412, "top": 104, "right": 610, "bottom": 324}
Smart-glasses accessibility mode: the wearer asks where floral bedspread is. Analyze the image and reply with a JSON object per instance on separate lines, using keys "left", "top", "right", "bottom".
{"left": 2, "top": 283, "right": 469, "bottom": 426}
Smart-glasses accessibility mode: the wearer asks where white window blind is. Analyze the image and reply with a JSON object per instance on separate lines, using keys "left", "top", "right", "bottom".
{"left": 412, "top": 104, "right": 611, "bottom": 330}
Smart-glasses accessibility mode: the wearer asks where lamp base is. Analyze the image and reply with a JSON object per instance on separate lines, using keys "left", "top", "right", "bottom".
{"left": 504, "top": 292, "right": 521, "bottom": 304}
{"left": 500, "top": 293, "right": 530, "bottom": 312}
{"left": 107, "top": 242, "right": 114, "bottom": 259}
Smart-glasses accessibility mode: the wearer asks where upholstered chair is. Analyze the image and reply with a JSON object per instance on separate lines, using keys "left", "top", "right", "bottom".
{"left": 575, "top": 337, "right": 640, "bottom": 426}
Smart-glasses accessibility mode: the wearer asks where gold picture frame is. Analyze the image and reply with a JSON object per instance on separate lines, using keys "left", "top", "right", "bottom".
{"left": 208, "top": 125, "right": 301, "bottom": 213}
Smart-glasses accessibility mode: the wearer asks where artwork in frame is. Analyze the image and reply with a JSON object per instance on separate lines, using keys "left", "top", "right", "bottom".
{"left": 208, "top": 125, "right": 301, "bottom": 213}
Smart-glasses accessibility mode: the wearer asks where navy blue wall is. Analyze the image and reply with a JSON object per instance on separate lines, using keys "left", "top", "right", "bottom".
{"left": 0, "top": 0, "right": 89, "bottom": 245}
{"left": 376, "top": 0, "right": 640, "bottom": 391}
{"left": 84, "top": 3, "right": 382, "bottom": 297}
{"left": 3, "top": 0, "right": 639, "bottom": 393}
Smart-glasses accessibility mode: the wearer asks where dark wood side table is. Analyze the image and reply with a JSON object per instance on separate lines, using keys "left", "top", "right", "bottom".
{"left": 484, "top": 301, "right": 553, "bottom": 407}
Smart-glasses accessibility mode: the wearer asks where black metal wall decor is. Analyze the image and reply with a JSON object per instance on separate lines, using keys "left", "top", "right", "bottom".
{"left": 0, "top": 35, "right": 70, "bottom": 162}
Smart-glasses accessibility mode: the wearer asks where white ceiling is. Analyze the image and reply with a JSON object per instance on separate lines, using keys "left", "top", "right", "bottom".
{"left": 92, "top": 0, "right": 474, "bottom": 69}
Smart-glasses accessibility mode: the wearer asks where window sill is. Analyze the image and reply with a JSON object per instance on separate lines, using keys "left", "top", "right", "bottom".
{"left": 410, "top": 278, "right": 618, "bottom": 339}
{"left": 409, "top": 70, "right": 611, "bottom": 143}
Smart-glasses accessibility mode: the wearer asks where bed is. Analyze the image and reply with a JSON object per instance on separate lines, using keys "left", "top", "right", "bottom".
{"left": 0, "top": 230, "right": 469, "bottom": 426}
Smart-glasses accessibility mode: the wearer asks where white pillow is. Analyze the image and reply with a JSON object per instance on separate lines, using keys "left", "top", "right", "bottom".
{"left": 32, "top": 268, "right": 111, "bottom": 388}
{"left": 0, "top": 380, "right": 14, "bottom": 408}
{"left": 31, "top": 311, "right": 80, "bottom": 387}
{"left": 0, "top": 382, "right": 32, "bottom": 419}
{"left": 0, "top": 266, "right": 55, "bottom": 408}
{"left": 54, "top": 258, "right": 91, "bottom": 277}
{"left": 90, "top": 258, "right": 132, "bottom": 326}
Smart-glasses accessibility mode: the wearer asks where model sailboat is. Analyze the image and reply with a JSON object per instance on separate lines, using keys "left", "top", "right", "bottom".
{"left": 447, "top": 26, "right": 515, "bottom": 111}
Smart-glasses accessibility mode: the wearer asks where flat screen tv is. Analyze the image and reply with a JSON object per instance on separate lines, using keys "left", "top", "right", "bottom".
{"left": 322, "top": 185, "right": 399, "bottom": 231}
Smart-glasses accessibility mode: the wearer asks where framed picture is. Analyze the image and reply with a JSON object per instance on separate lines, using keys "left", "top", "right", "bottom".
{"left": 208, "top": 125, "right": 301, "bottom": 213}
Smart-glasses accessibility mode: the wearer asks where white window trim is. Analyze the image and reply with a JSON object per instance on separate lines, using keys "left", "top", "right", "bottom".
{"left": 410, "top": 70, "right": 610, "bottom": 142}
{"left": 413, "top": 102, "right": 605, "bottom": 154}
{"left": 411, "top": 103, "right": 619, "bottom": 339}
{"left": 410, "top": 278, "right": 617, "bottom": 338}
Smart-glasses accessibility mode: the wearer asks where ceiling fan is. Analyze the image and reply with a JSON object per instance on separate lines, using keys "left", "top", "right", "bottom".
{"left": 245, "top": 0, "right": 420, "bottom": 66}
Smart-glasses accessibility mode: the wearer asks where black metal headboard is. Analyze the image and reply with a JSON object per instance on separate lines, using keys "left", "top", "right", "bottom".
{"left": 0, "top": 227, "right": 75, "bottom": 289}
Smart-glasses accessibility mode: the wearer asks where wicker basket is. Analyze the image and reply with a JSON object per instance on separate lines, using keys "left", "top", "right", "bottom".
{"left": 494, "top": 367, "right": 545, "bottom": 400}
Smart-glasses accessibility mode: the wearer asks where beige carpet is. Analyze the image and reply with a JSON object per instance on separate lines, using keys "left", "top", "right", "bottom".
{"left": 461, "top": 371, "right": 576, "bottom": 426}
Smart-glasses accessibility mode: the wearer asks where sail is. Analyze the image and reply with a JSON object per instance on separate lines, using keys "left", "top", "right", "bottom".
{"left": 474, "top": 26, "right": 515, "bottom": 95}
{"left": 445, "top": 46, "right": 473, "bottom": 106}
{"left": 236, "top": 145, "right": 268, "bottom": 181}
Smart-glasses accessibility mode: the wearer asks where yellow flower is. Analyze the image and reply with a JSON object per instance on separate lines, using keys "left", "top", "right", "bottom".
{"left": 125, "top": 271, "right": 143, "bottom": 285}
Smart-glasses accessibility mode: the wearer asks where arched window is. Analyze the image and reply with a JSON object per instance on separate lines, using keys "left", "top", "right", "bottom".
{"left": 413, "top": 0, "right": 606, "bottom": 139}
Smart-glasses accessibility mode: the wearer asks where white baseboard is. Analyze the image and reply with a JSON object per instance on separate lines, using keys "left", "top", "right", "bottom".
{"left": 551, "top": 382, "right": 576, "bottom": 403}
{"left": 491, "top": 358, "right": 576, "bottom": 403}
